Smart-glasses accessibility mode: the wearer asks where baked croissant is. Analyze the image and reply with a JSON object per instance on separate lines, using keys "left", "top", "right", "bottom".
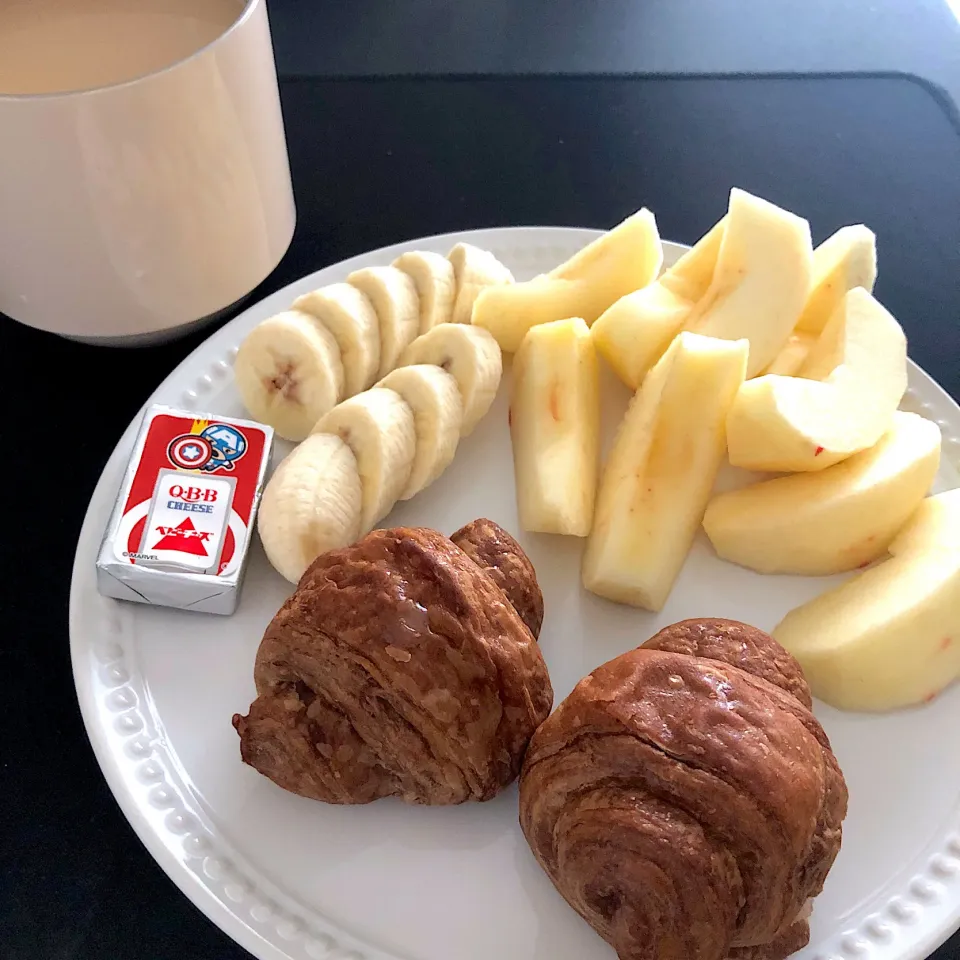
{"left": 234, "top": 520, "right": 552, "bottom": 804}
{"left": 519, "top": 618, "right": 847, "bottom": 960}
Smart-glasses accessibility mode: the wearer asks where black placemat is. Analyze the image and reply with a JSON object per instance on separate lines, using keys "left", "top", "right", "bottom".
{"left": 3, "top": 74, "right": 958, "bottom": 960}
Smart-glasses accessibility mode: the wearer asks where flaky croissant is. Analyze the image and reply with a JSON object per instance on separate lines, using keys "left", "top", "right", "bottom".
{"left": 519, "top": 618, "right": 847, "bottom": 960}
{"left": 234, "top": 520, "right": 552, "bottom": 804}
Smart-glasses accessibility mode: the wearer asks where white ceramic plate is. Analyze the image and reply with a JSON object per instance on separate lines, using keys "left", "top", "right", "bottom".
{"left": 71, "top": 227, "right": 960, "bottom": 960}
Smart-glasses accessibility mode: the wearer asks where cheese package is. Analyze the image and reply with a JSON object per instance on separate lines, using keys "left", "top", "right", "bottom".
{"left": 96, "top": 405, "right": 273, "bottom": 614}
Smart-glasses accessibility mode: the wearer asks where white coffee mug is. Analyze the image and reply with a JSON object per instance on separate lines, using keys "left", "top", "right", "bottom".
{"left": 0, "top": 0, "right": 295, "bottom": 344}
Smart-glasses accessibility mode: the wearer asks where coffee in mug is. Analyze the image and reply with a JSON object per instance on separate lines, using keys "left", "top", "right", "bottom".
{"left": 0, "top": 0, "right": 246, "bottom": 95}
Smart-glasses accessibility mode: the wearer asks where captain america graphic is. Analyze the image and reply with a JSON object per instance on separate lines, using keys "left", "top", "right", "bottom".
{"left": 166, "top": 422, "right": 248, "bottom": 473}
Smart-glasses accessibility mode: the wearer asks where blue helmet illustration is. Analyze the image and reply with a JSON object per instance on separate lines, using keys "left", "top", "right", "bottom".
{"left": 199, "top": 423, "right": 247, "bottom": 471}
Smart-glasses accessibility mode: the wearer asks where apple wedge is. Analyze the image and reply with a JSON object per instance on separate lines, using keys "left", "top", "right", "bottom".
{"left": 726, "top": 287, "right": 908, "bottom": 472}
{"left": 888, "top": 488, "right": 960, "bottom": 556}
{"left": 547, "top": 207, "right": 663, "bottom": 284}
{"left": 795, "top": 225, "right": 877, "bottom": 333}
{"left": 590, "top": 217, "right": 727, "bottom": 389}
{"left": 762, "top": 332, "right": 818, "bottom": 376}
{"left": 772, "top": 489, "right": 960, "bottom": 711}
{"left": 471, "top": 208, "right": 662, "bottom": 352}
{"left": 703, "top": 411, "right": 941, "bottom": 575}
{"left": 590, "top": 284, "right": 690, "bottom": 390}
{"left": 658, "top": 216, "right": 727, "bottom": 302}
{"left": 582, "top": 332, "right": 748, "bottom": 611}
{"left": 510, "top": 317, "right": 600, "bottom": 536}
{"left": 759, "top": 226, "right": 876, "bottom": 379}
{"left": 686, "top": 188, "right": 813, "bottom": 377}
{"left": 794, "top": 305, "right": 847, "bottom": 381}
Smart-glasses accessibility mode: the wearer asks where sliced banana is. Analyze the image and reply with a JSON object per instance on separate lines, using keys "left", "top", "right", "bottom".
{"left": 379, "top": 365, "right": 463, "bottom": 499}
{"left": 234, "top": 310, "right": 345, "bottom": 442}
{"left": 447, "top": 242, "right": 514, "bottom": 325}
{"left": 346, "top": 266, "right": 420, "bottom": 379}
{"left": 257, "top": 433, "right": 363, "bottom": 583}
{"left": 392, "top": 250, "right": 456, "bottom": 334}
{"left": 292, "top": 283, "right": 381, "bottom": 396}
{"left": 398, "top": 324, "right": 502, "bottom": 436}
{"left": 312, "top": 387, "right": 417, "bottom": 533}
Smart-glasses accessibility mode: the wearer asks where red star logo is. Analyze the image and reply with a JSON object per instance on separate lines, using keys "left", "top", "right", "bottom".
{"left": 151, "top": 517, "right": 211, "bottom": 556}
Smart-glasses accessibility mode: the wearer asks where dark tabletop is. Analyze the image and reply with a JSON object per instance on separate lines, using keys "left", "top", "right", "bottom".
{"left": 267, "top": 0, "right": 960, "bottom": 106}
{"left": 3, "top": 64, "right": 960, "bottom": 960}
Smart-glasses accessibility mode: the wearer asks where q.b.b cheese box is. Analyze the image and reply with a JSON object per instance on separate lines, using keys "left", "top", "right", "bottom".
{"left": 96, "top": 405, "right": 273, "bottom": 614}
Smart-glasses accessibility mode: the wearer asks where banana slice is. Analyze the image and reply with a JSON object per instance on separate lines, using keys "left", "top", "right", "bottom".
{"left": 392, "top": 250, "right": 456, "bottom": 334}
{"left": 447, "top": 242, "right": 514, "bottom": 325}
{"left": 379, "top": 365, "right": 464, "bottom": 499}
{"left": 346, "top": 266, "right": 420, "bottom": 379}
{"left": 399, "top": 324, "right": 502, "bottom": 436}
{"left": 257, "top": 433, "right": 363, "bottom": 583}
{"left": 312, "top": 387, "right": 417, "bottom": 533}
{"left": 234, "top": 310, "right": 345, "bottom": 441}
{"left": 292, "top": 283, "right": 381, "bottom": 396}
